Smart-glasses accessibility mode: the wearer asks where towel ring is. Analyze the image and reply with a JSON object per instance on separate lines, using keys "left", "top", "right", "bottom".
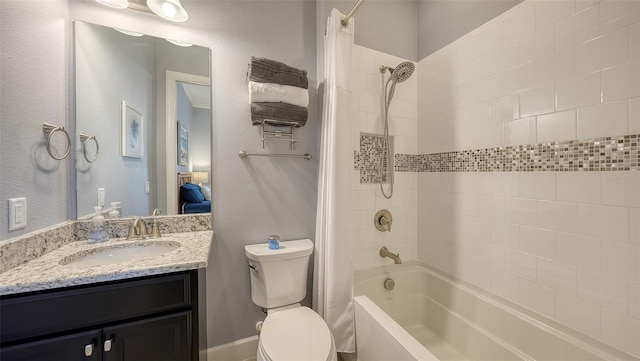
{"left": 42, "top": 123, "right": 71, "bottom": 160}
{"left": 79, "top": 133, "right": 99, "bottom": 163}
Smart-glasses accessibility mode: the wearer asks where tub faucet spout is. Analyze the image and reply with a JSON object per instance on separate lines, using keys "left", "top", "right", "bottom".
{"left": 380, "top": 247, "right": 402, "bottom": 264}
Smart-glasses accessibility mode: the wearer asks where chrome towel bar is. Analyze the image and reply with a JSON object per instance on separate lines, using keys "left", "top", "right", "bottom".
{"left": 238, "top": 150, "right": 311, "bottom": 161}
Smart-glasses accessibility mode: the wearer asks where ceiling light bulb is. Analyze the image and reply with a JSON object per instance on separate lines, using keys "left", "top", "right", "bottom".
{"left": 114, "top": 28, "right": 144, "bottom": 37}
{"left": 166, "top": 39, "right": 193, "bottom": 47}
{"left": 95, "top": 0, "right": 129, "bottom": 9}
{"left": 147, "top": 0, "right": 188, "bottom": 22}
{"left": 161, "top": 2, "right": 177, "bottom": 17}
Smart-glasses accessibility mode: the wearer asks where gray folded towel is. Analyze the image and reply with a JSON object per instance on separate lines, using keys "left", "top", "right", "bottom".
{"left": 249, "top": 56, "right": 308, "bottom": 89}
{"left": 251, "top": 102, "right": 308, "bottom": 127}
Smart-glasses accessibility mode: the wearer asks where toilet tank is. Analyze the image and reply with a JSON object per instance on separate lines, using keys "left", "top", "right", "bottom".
{"left": 245, "top": 239, "right": 313, "bottom": 309}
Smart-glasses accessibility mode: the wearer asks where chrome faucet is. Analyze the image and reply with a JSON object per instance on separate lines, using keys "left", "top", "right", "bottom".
{"left": 127, "top": 217, "right": 149, "bottom": 240}
{"left": 380, "top": 247, "right": 402, "bottom": 264}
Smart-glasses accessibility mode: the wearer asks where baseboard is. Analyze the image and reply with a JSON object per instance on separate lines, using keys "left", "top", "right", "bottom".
{"left": 207, "top": 335, "right": 259, "bottom": 361}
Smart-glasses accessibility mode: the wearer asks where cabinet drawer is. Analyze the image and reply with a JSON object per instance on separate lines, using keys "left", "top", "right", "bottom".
{"left": 1, "top": 273, "right": 191, "bottom": 345}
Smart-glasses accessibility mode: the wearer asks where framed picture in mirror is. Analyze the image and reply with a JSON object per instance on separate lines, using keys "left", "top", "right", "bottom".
{"left": 121, "top": 100, "right": 144, "bottom": 158}
{"left": 178, "top": 121, "right": 189, "bottom": 166}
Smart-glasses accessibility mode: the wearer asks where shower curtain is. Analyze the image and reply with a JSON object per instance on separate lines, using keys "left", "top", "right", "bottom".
{"left": 313, "top": 8, "right": 355, "bottom": 353}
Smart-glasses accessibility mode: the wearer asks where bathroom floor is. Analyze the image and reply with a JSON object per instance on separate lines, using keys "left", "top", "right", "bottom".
{"left": 405, "top": 325, "right": 467, "bottom": 360}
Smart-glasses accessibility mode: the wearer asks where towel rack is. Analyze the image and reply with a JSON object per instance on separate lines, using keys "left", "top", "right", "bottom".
{"left": 79, "top": 132, "right": 99, "bottom": 163}
{"left": 239, "top": 150, "right": 311, "bottom": 161}
{"left": 42, "top": 123, "right": 71, "bottom": 160}
{"left": 260, "top": 119, "right": 300, "bottom": 150}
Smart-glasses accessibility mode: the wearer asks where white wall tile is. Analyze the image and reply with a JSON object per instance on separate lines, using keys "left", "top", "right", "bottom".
{"left": 470, "top": 241, "right": 505, "bottom": 269}
{"left": 468, "top": 172, "right": 493, "bottom": 195}
{"left": 630, "top": 208, "right": 640, "bottom": 245}
{"left": 555, "top": 4, "right": 600, "bottom": 51}
{"left": 556, "top": 232, "right": 601, "bottom": 269}
{"left": 491, "top": 41, "right": 520, "bottom": 74}
{"left": 578, "top": 267, "right": 629, "bottom": 312}
{"left": 504, "top": 197, "right": 538, "bottom": 226}
{"left": 537, "top": 200, "right": 578, "bottom": 234}
{"left": 506, "top": 248, "right": 538, "bottom": 281}
{"left": 520, "top": 279, "right": 556, "bottom": 317}
{"left": 575, "top": 0, "right": 601, "bottom": 12}
{"left": 630, "top": 24, "right": 639, "bottom": 61}
{"left": 520, "top": 172, "right": 556, "bottom": 200}
{"left": 600, "top": 0, "right": 640, "bottom": 35}
{"left": 537, "top": 109, "right": 577, "bottom": 143}
{"left": 601, "top": 239, "right": 639, "bottom": 281}
{"left": 577, "top": 203, "right": 629, "bottom": 242}
{"left": 479, "top": 195, "right": 505, "bottom": 220}
{"left": 630, "top": 280, "right": 640, "bottom": 318}
{"left": 520, "top": 226, "right": 556, "bottom": 259}
{"left": 556, "top": 172, "right": 602, "bottom": 204}
{"left": 520, "top": 83, "right": 555, "bottom": 117}
{"left": 466, "top": 216, "right": 492, "bottom": 242}
{"left": 505, "top": 117, "right": 537, "bottom": 146}
{"left": 600, "top": 307, "right": 640, "bottom": 356}
{"left": 490, "top": 95, "right": 519, "bottom": 123}
{"left": 556, "top": 292, "right": 601, "bottom": 338}
{"left": 492, "top": 268, "right": 520, "bottom": 302}
{"left": 630, "top": 97, "right": 640, "bottom": 134}
{"left": 478, "top": 73, "right": 504, "bottom": 102}
{"left": 539, "top": 258, "right": 577, "bottom": 294}
{"left": 535, "top": 1, "right": 576, "bottom": 30}
{"left": 503, "top": 2, "right": 536, "bottom": 43}
{"left": 602, "top": 172, "right": 640, "bottom": 207}
{"left": 520, "top": 25, "right": 555, "bottom": 64}
{"left": 504, "top": 61, "right": 536, "bottom": 94}
{"left": 491, "top": 220, "right": 520, "bottom": 248}
{"left": 556, "top": 72, "right": 601, "bottom": 111}
{"left": 602, "top": 61, "right": 640, "bottom": 103}
{"left": 577, "top": 28, "right": 628, "bottom": 74}
{"left": 578, "top": 100, "right": 630, "bottom": 139}
{"left": 536, "top": 47, "right": 577, "bottom": 86}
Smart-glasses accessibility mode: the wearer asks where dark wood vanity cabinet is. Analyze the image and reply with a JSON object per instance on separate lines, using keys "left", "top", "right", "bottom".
{"left": 0, "top": 270, "right": 206, "bottom": 361}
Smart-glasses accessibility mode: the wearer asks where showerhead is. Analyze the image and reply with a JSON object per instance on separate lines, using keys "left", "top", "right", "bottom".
{"left": 390, "top": 61, "right": 415, "bottom": 83}
{"left": 380, "top": 61, "right": 415, "bottom": 83}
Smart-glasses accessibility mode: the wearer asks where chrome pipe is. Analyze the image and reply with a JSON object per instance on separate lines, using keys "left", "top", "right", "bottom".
{"left": 341, "top": 0, "right": 365, "bottom": 26}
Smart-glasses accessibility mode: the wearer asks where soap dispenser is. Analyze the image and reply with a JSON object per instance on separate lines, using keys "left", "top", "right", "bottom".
{"left": 88, "top": 206, "right": 109, "bottom": 244}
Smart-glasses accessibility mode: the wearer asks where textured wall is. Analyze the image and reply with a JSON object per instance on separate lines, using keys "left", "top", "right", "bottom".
{"left": 417, "top": 0, "right": 640, "bottom": 356}
{"left": 0, "top": 0, "right": 70, "bottom": 240}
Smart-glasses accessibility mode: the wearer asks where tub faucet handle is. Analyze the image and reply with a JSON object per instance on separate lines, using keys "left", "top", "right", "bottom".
{"left": 374, "top": 210, "right": 393, "bottom": 232}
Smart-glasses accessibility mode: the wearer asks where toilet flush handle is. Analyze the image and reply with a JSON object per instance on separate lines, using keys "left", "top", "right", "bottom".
{"left": 249, "top": 264, "right": 258, "bottom": 272}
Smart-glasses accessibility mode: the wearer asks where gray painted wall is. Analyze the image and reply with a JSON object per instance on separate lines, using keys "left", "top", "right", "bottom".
{"left": 321, "top": 0, "right": 418, "bottom": 61}
{"left": 0, "top": 0, "right": 70, "bottom": 240}
{"left": 418, "top": 0, "right": 521, "bottom": 59}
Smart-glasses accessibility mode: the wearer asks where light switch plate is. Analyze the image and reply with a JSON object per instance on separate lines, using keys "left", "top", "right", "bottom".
{"left": 9, "top": 197, "right": 27, "bottom": 231}
{"left": 145, "top": 181, "right": 150, "bottom": 194}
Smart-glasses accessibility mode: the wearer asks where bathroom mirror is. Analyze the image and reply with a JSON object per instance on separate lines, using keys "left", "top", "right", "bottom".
{"left": 75, "top": 21, "right": 211, "bottom": 219}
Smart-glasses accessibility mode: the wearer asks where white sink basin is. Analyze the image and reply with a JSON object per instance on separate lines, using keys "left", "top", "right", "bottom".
{"left": 60, "top": 241, "right": 181, "bottom": 267}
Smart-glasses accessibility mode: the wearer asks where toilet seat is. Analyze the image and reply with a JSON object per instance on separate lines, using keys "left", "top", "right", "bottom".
{"left": 259, "top": 306, "right": 335, "bottom": 361}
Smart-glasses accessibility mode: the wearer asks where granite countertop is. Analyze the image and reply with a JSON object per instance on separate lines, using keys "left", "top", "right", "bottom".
{"left": 0, "top": 230, "right": 212, "bottom": 296}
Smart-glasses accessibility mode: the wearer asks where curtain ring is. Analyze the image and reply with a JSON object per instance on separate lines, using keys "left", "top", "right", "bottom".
{"left": 42, "top": 123, "right": 71, "bottom": 160}
{"left": 79, "top": 133, "right": 99, "bottom": 163}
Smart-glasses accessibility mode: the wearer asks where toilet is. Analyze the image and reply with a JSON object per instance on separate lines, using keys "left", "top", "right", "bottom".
{"left": 245, "top": 239, "right": 338, "bottom": 361}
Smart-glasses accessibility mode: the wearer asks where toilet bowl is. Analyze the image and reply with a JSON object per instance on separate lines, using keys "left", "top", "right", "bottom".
{"left": 257, "top": 306, "right": 337, "bottom": 361}
{"left": 245, "top": 239, "right": 338, "bottom": 361}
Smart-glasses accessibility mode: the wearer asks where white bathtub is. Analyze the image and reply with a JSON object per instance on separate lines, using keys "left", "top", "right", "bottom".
{"left": 354, "top": 261, "right": 638, "bottom": 361}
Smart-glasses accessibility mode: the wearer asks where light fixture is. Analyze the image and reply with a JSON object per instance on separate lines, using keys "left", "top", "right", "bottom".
{"left": 114, "top": 28, "right": 144, "bottom": 37}
{"left": 94, "top": 0, "right": 129, "bottom": 9}
{"left": 166, "top": 38, "right": 193, "bottom": 47}
{"left": 146, "top": 0, "right": 188, "bottom": 22}
{"left": 192, "top": 172, "right": 209, "bottom": 186}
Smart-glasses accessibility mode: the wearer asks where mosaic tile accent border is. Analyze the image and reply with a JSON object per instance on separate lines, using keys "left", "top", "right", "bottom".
{"left": 354, "top": 133, "right": 394, "bottom": 183}
{"left": 355, "top": 134, "right": 639, "bottom": 181}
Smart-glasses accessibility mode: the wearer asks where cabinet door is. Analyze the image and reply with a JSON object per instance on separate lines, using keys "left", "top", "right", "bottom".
{"left": 103, "top": 312, "right": 191, "bottom": 361}
{"left": 0, "top": 329, "right": 101, "bottom": 361}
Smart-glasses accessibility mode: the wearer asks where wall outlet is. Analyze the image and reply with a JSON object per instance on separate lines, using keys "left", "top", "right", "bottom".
{"left": 9, "top": 197, "right": 27, "bottom": 231}
{"left": 98, "top": 188, "right": 105, "bottom": 206}
{"left": 145, "top": 181, "right": 150, "bottom": 194}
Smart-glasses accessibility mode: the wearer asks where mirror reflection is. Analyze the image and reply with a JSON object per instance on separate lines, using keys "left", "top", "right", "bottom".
{"left": 75, "top": 21, "right": 211, "bottom": 219}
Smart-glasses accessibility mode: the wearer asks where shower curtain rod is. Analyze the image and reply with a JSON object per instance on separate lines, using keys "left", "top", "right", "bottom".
{"left": 341, "top": 0, "right": 365, "bottom": 26}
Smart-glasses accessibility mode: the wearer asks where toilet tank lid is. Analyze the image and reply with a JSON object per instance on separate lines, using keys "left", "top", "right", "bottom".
{"left": 245, "top": 239, "right": 313, "bottom": 262}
